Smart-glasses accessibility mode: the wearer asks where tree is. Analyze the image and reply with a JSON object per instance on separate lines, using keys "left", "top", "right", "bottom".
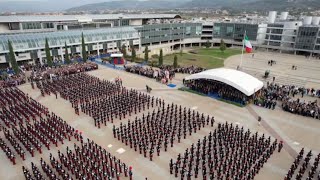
{"left": 220, "top": 39, "right": 227, "bottom": 53}
{"left": 64, "top": 42, "right": 71, "bottom": 64}
{"left": 121, "top": 44, "right": 127, "bottom": 57}
{"left": 205, "top": 40, "right": 211, "bottom": 48}
{"left": 159, "top": 49, "right": 163, "bottom": 66}
{"left": 144, "top": 46, "right": 149, "bottom": 62}
{"left": 131, "top": 46, "right": 136, "bottom": 62}
{"left": 180, "top": 49, "right": 183, "bottom": 56}
{"left": 45, "top": 38, "right": 53, "bottom": 67}
{"left": 81, "top": 32, "right": 87, "bottom": 62}
{"left": 173, "top": 54, "right": 178, "bottom": 68}
{"left": 8, "top": 40, "right": 19, "bottom": 74}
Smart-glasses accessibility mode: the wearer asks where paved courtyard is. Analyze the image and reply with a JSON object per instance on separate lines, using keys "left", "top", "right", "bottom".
{"left": 225, "top": 52, "right": 320, "bottom": 89}
{"left": 0, "top": 51, "right": 320, "bottom": 180}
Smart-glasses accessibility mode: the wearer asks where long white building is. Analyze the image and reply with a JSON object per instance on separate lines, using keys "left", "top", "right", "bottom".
{"left": 1, "top": 12, "right": 320, "bottom": 67}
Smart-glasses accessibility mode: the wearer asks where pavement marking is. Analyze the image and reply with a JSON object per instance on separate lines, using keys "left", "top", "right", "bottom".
{"left": 108, "top": 144, "right": 113, "bottom": 148}
{"left": 116, "top": 148, "right": 126, "bottom": 154}
{"left": 191, "top": 106, "right": 198, "bottom": 110}
{"left": 235, "top": 122, "right": 240, "bottom": 125}
{"left": 293, "top": 141, "right": 300, "bottom": 145}
{"left": 246, "top": 105, "right": 298, "bottom": 158}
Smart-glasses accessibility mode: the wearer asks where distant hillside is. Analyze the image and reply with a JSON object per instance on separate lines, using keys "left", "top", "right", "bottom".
{"left": 68, "top": 0, "right": 185, "bottom": 11}
{"left": 183, "top": 0, "right": 320, "bottom": 11}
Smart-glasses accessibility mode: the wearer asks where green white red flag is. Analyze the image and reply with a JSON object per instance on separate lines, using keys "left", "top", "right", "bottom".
{"left": 244, "top": 35, "right": 252, "bottom": 53}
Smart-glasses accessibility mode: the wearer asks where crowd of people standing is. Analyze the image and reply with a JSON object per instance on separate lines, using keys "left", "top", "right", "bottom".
{"left": 35, "top": 73, "right": 157, "bottom": 128}
{"left": 113, "top": 103, "right": 215, "bottom": 161}
{"left": 254, "top": 83, "right": 320, "bottom": 119}
{"left": 124, "top": 65, "right": 174, "bottom": 84}
{"left": 284, "top": 148, "right": 319, "bottom": 180}
{"left": 159, "top": 65, "right": 205, "bottom": 74}
{"left": 30, "top": 62, "right": 98, "bottom": 81}
{"left": 0, "top": 87, "right": 82, "bottom": 165}
{"left": 170, "top": 122, "right": 281, "bottom": 179}
{"left": 22, "top": 139, "right": 132, "bottom": 180}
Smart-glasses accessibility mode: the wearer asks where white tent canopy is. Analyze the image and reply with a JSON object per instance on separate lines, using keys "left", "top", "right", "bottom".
{"left": 184, "top": 68, "right": 264, "bottom": 96}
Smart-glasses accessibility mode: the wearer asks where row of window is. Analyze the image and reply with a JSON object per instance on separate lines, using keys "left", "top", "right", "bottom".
{"left": 112, "top": 19, "right": 130, "bottom": 27}
{"left": 22, "top": 22, "right": 54, "bottom": 30}
{"left": 299, "top": 31, "right": 318, "bottom": 37}
{"left": 22, "top": 22, "right": 41, "bottom": 30}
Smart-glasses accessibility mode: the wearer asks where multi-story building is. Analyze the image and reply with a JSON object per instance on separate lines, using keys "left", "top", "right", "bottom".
{"left": 212, "top": 22, "right": 258, "bottom": 47}
{"left": 1, "top": 12, "right": 320, "bottom": 67}
{"left": 0, "top": 14, "right": 181, "bottom": 34}
{"left": 295, "top": 26, "right": 320, "bottom": 54}
{"left": 0, "top": 21, "right": 202, "bottom": 67}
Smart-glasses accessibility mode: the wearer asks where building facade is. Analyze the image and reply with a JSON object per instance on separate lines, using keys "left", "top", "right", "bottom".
{"left": 1, "top": 12, "right": 320, "bottom": 67}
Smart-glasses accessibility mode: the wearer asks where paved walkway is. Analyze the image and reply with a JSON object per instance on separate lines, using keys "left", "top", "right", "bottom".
{"left": 246, "top": 105, "right": 298, "bottom": 158}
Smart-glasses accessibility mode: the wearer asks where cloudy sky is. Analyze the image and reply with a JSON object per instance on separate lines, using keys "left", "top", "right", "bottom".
{"left": 0, "top": 0, "right": 191, "bottom": 12}
{"left": 0, "top": 0, "right": 114, "bottom": 11}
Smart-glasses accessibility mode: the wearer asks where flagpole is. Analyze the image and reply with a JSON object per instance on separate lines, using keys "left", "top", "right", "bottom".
{"left": 240, "top": 30, "right": 246, "bottom": 69}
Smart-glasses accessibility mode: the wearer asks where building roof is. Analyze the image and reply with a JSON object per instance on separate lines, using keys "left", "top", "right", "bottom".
{"left": 0, "top": 14, "right": 181, "bottom": 23}
{"left": 184, "top": 68, "right": 263, "bottom": 96}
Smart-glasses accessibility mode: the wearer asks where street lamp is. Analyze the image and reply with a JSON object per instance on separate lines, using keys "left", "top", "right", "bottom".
{"left": 119, "top": 16, "right": 123, "bottom": 52}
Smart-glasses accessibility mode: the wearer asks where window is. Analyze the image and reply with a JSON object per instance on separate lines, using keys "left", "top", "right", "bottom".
{"left": 226, "top": 26, "right": 233, "bottom": 36}
{"left": 43, "top": 23, "right": 54, "bottom": 29}
{"left": 122, "top": 19, "right": 129, "bottom": 26}
{"left": 186, "top": 27, "right": 191, "bottom": 35}
{"left": 213, "top": 26, "right": 220, "bottom": 35}
{"left": 22, "top": 22, "right": 42, "bottom": 30}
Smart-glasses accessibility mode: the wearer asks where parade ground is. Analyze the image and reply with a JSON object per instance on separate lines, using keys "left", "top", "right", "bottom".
{"left": 1, "top": 51, "right": 320, "bottom": 180}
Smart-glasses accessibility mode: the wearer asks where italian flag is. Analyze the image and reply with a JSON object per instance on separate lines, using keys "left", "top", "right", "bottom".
{"left": 244, "top": 35, "right": 253, "bottom": 53}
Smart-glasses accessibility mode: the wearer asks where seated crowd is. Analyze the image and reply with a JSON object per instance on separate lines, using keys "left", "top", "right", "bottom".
{"left": 254, "top": 83, "right": 320, "bottom": 119}
{"left": 30, "top": 62, "right": 98, "bottom": 81}
{"left": 184, "top": 79, "right": 249, "bottom": 105}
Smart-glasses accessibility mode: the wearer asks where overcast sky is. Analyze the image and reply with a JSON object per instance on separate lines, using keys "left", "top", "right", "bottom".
{"left": 0, "top": 0, "right": 191, "bottom": 12}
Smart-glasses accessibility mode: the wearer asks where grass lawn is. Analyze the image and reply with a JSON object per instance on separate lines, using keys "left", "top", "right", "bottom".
{"left": 159, "top": 48, "right": 241, "bottom": 69}
{"left": 196, "top": 48, "right": 242, "bottom": 59}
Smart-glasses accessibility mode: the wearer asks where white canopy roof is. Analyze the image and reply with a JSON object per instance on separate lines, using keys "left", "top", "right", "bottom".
{"left": 185, "top": 68, "right": 263, "bottom": 96}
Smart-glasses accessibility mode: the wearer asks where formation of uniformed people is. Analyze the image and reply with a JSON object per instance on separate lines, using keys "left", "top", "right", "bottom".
{"left": 285, "top": 148, "right": 320, "bottom": 180}
{"left": 0, "top": 87, "right": 81, "bottom": 164}
{"left": 113, "top": 103, "right": 215, "bottom": 161}
{"left": 0, "top": 88, "right": 49, "bottom": 122}
{"left": 36, "top": 73, "right": 158, "bottom": 128}
{"left": 169, "top": 122, "right": 279, "bottom": 179}
{"left": 0, "top": 137, "right": 16, "bottom": 165}
{"left": 22, "top": 139, "right": 132, "bottom": 180}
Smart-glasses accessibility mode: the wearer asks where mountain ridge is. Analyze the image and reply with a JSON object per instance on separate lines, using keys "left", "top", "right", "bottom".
{"left": 68, "top": 0, "right": 320, "bottom": 12}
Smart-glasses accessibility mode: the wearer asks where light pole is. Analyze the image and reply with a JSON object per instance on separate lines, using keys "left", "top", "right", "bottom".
{"left": 119, "top": 16, "right": 123, "bottom": 52}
